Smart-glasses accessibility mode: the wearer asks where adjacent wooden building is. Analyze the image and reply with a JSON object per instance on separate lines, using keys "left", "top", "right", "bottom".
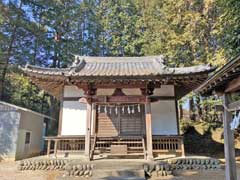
{"left": 197, "top": 56, "right": 240, "bottom": 180}
{"left": 22, "top": 56, "right": 213, "bottom": 160}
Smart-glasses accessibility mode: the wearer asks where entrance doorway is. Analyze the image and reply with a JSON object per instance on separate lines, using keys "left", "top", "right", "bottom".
{"left": 96, "top": 104, "right": 145, "bottom": 137}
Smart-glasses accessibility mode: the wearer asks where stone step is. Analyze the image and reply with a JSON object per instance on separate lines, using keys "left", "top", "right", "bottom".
{"left": 91, "top": 176, "right": 145, "bottom": 180}
{"left": 92, "top": 153, "right": 145, "bottom": 160}
{"left": 93, "top": 160, "right": 145, "bottom": 170}
{"left": 92, "top": 169, "right": 145, "bottom": 180}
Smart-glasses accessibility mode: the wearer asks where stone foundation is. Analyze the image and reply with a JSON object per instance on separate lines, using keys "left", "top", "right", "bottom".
{"left": 18, "top": 159, "right": 94, "bottom": 178}
{"left": 143, "top": 157, "right": 222, "bottom": 178}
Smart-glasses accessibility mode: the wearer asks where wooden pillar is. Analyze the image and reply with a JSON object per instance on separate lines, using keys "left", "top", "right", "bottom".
{"left": 175, "top": 99, "right": 180, "bottom": 135}
{"left": 54, "top": 139, "right": 58, "bottom": 157}
{"left": 92, "top": 103, "right": 97, "bottom": 135}
{"left": 58, "top": 100, "right": 63, "bottom": 136}
{"left": 85, "top": 98, "right": 92, "bottom": 160}
{"left": 145, "top": 97, "right": 153, "bottom": 160}
{"left": 223, "top": 94, "right": 237, "bottom": 180}
{"left": 181, "top": 138, "right": 185, "bottom": 157}
{"left": 58, "top": 87, "right": 64, "bottom": 136}
{"left": 47, "top": 140, "right": 51, "bottom": 157}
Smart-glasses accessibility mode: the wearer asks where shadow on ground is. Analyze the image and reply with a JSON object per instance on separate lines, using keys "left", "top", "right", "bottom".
{"left": 184, "top": 126, "right": 240, "bottom": 159}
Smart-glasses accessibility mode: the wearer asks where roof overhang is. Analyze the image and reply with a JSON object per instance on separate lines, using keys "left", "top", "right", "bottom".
{"left": 0, "top": 101, "right": 55, "bottom": 120}
{"left": 21, "top": 56, "right": 215, "bottom": 99}
{"left": 196, "top": 55, "right": 240, "bottom": 96}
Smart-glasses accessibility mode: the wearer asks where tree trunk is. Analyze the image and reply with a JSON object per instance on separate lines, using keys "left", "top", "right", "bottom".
{"left": 189, "top": 96, "right": 195, "bottom": 121}
{"left": 0, "top": 1, "right": 23, "bottom": 100}
{"left": 179, "top": 103, "right": 183, "bottom": 120}
{"left": 195, "top": 95, "right": 202, "bottom": 120}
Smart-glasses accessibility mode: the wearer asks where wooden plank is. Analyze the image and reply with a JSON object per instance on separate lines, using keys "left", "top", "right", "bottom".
{"left": 222, "top": 94, "right": 237, "bottom": 180}
{"left": 111, "top": 145, "right": 127, "bottom": 154}
{"left": 145, "top": 98, "right": 153, "bottom": 160}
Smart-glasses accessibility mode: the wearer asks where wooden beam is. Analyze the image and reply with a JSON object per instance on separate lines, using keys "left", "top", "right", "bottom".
{"left": 75, "top": 81, "right": 156, "bottom": 89}
{"left": 222, "top": 94, "right": 237, "bottom": 180}
{"left": 85, "top": 99, "right": 92, "bottom": 160}
{"left": 92, "top": 95, "right": 146, "bottom": 103}
{"left": 145, "top": 97, "right": 153, "bottom": 160}
{"left": 149, "top": 96, "right": 175, "bottom": 102}
{"left": 58, "top": 88, "right": 64, "bottom": 135}
{"left": 63, "top": 95, "right": 175, "bottom": 103}
{"left": 63, "top": 97, "right": 80, "bottom": 101}
{"left": 225, "top": 76, "right": 240, "bottom": 93}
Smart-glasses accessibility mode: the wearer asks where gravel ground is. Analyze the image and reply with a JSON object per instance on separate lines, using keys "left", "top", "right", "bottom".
{"left": 1, "top": 161, "right": 240, "bottom": 180}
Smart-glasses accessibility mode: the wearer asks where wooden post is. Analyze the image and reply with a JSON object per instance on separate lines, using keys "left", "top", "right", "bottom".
{"left": 223, "top": 94, "right": 237, "bottom": 180}
{"left": 58, "top": 87, "right": 64, "bottom": 136}
{"left": 92, "top": 103, "right": 97, "bottom": 135}
{"left": 181, "top": 138, "right": 185, "bottom": 157}
{"left": 54, "top": 140, "right": 58, "bottom": 157}
{"left": 47, "top": 140, "right": 51, "bottom": 157}
{"left": 175, "top": 99, "right": 180, "bottom": 135}
{"left": 85, "top": 98, "right": 92, "bottom": 160}
{"left": 58, "top": 100, "right": 63, "bottom": 135}
{"left": 145, "top": 97, "right": 153, "bottom": 160}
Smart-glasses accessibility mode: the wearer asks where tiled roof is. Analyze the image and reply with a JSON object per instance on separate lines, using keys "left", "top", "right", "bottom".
{"left": 23, "top": 56, "right": 214, "bottom": 78}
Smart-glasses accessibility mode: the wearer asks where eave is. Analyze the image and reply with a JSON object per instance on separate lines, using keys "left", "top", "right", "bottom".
{"left": 21, "top": 56, "right": 214, "bottom": 99}
{"left": 196, "top": 55, "right": 240, "bottom": 96}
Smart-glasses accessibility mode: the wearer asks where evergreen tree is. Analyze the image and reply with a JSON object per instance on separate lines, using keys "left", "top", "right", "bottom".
{"left": 138, "top": 0, "right": 221, "bottom": 66}
{"left": 97, "top": 0, "right": 144, "bottom": 56}
{"left": 216, "top": 0, "right": 240, "bottom": 59}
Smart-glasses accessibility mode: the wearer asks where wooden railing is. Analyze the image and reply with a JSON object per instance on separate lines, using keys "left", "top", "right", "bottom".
{"left": 44, "top": 135, "right": 184, "bottom": 157}
{"left": 94, "top": 136, "right": 145, "bottom": 155}
{"left": 45, "top": 136, "right": 85, "bottom": 157}
{"left": 152, "top": 135, "right": 185, "bottom": 156}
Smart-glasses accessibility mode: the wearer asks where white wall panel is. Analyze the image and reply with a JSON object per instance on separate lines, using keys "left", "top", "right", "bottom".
{"left": 122, "top": 88, "right": 142, "bottom": 95}
{"left": 151, "top": 100, "right": 178, "bottom": 135}
{"left": 61, "top": 101, "right": 87, "bottom": 135}
{"left": 97, "top": 89, "right": 114, "bottom": 96}
{"left": 153, "top": 85, "right": 175, "bottom": 96}
{"left": 64, "top": 86, "right": 84, "bottom": 97}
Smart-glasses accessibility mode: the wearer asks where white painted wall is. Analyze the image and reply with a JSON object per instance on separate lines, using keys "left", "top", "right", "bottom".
{"left": 122, "top": 88, "right": 142, "bottom": 95}
{"left": 153, "top": 85, "right": 175, "bottom": 96}
{"left": 61, "top": 101, "right": 87, "bottom": 135}
{"left": 0, "top": 111, "right": 20, "bottom": 160}
{"left": 151, "top": 100, "right": 178, "bottom": 135}
{"left": 97, "top": 89, "right": 114, "bottom": 95}
{"left": 64, "top": 86, "right": 84, "bottom": 97}
{"left": 16, "top": 111, "right": 44, "bottom": 160}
